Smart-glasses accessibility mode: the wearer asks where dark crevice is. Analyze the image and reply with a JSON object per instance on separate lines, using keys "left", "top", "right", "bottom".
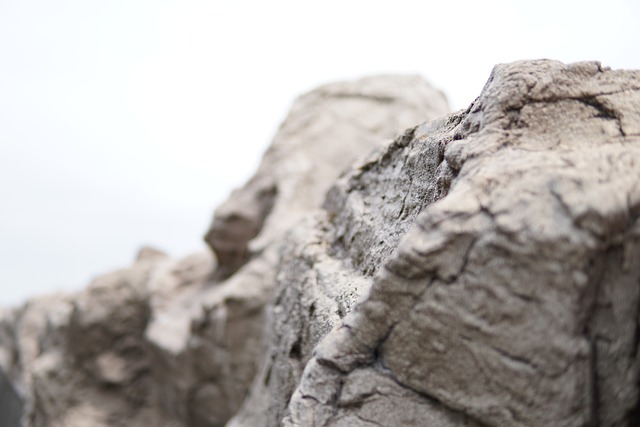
{"left": 396, "top": 126, "right": 417, "bottom": 148}
{"left": 395, "top": 146, "right": 415, "bottom": 221}
{"left": 315, "top": 356, "right": 350, "bottom": 375}
{"left": 289, "top": 337, "right": 302, "bottom": 360}
{"left": 263, "top": 364, "right": 272, "bottom": 386}
{"left": 300, "top": 393, "right": 320, "bottom": 404}
{"left": 581, "top": 252, "right": 609, "bottom": 427}
{"left": 336, "top": 301, "right": 346, "bottom": 319}
{"left": 488, "top": 344, "right": 538, "bottom": 371}
{"left": 578, "top": 97, "right": 625, "bottom": 137}
{"left": 444, "top": 236, "right": 478, "bottom": 285}
{"left": 308, "top": 302, "right": 316, "bottom": 318}
{"left": 504, "top": 105, "right": 526, "bottom": 130}
{"left": 353, "top": 413, "right": 382, "bottom": 426}
{"left": 336, "top": 393, "right": 372, "bottom": 411}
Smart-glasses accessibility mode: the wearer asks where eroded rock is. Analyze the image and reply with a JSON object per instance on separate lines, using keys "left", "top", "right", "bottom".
{"left": 279, "top": 60, "right": 640, "bottom": 427}
{"left": 0, "top": 74, "right": 449, "bottom": 427}
{"left": 147, "top": 74, "right": 449, "bottom": 427}
{"left": 3, "top": 61, "right": 637, "bottom": 427}
{"left": 204, "top": 75, "right": 450, "bottom": 279}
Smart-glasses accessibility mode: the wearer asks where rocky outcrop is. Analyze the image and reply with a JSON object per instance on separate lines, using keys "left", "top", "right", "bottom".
{"left": 2, "top": 61, "right": 639, "bottom": 427}
{"left": 144, "top": 74, "right": 449, "bottom": 427}
{"left": 204, "top": 75, "right": 449, "bottom": 279}
{"left": 0, "top": 75, "right": 449, "bottom": 426}
{"left": 0, "top": 250, "right": 175, "bottom": 427}
{"left": 261, "top": 60, "right": 640, "bottom": 427}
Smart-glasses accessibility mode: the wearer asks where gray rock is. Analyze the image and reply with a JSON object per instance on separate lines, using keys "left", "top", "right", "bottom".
{"left": 227, "top": 113, "right": 462, "bottom": 427}
{"left": 222, "top": 76, "right": 450, "bottom": 427}
{"left": 30, "top": 253, "right": 168, "bottom": 427}
{"left": 0, "top": 74, "right": 449, "bottom": 427}
{"left": 150, "top": 74, "right": 450, "bottom": 427}
{"left": 279, "top": 60, "right": 640, "bottom": 427}
{"left": 204, "top": 75, "right": 450, "bottom": 280}
{"left": 4, "top": 61, "right": 637, "bottom": 427}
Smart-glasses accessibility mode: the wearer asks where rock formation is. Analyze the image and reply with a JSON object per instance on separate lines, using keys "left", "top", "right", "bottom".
{"left": 2, "top": 60, "right": 639, "bottom": 427}
{"left": 0, "top": 74, "right": 448, "bottom": 426}
{"left": 270, "top": 60, "right": 640, "bottom": 427}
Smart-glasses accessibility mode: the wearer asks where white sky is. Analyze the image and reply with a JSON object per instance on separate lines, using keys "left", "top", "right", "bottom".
{"left": 1, "top": 0, "right": 639, "bottom": 306}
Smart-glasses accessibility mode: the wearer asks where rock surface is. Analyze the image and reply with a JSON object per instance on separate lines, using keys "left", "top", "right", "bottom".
{"left": 0, "top": 75, "right": 449, "bottom": 426}
{"left": 144, "top": 74, "right": 449, "bottom": 427}
{"left": 204, "top": 75, "right": 449, "bottom": 279}
{"left": 273, "top": 60, "right": 640, "bottom": 427}
{"left": 2, "top": 61, "right": 639, "bottom": 427}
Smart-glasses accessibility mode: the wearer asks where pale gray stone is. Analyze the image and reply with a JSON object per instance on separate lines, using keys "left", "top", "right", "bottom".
{"left": 204, "top": 75, "right": 450, "bottom": 279}
{"left": 282, "top": 60, "right": 640, "bottom": 427}
{"left": 3, "top": 61, "right": 638, "bottom": 427}
{"left": 0, "top": 74, "right": 448, "bottom": 427}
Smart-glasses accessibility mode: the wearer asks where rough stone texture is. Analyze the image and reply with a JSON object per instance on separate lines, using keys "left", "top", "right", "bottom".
{"left": 145, "top": 74, "right": 449, "bottom": 427}
{"left": 0, "top": 75, "right": 448, "bottom": 427}
{"left": 275, "top": 60, "right": 640, "bottom": 427}
{"left": 226, "top": 113, "right": 463, "bottom": 427}
{"left": 4, "top": 250, "right": 172, "bottom": 427}
{"left": 204, "top": 75, "right": 450, "bottom": 279}
{"left": 3, "top": 61, "right": 638, "bottom": 427}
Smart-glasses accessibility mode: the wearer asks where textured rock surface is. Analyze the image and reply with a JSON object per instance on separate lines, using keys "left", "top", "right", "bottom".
{"left": 145, "top": 74, "right": 449, "bottom": 427}
{"left": 2, "top": 61, "right": 639, "bottom": 427}
{"left": 0, "top": 249, "right": 173, "bottom": 427}
{"left": 0, "top": 75, "right": 448, "bottom": 426}
{"left": 273, "top": 60, "right": 640, "bottom": 427}
{"left": 226, "top": 113, "right": 463, "bottom": 427}
{"left": 204, "top": 75, "right": 449, "bottom": 279}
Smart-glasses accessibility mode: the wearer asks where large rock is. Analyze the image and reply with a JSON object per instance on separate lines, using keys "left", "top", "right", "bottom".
{"left": 226, "top": 113, "right": 463, "bottom": 427}
{"left": 267, "top": 60, "right": 640, "bottom": 427}
{"left": 145, "top": 74, "right": 450, "bottom": 427}
{"left": 0, "top": 75, "right": 449, "bottom": 426}
{"left": 3, "top": 61, "right": 638, "bottom": 427}
{"left": 1, "top": 249, "right": 172, "bottom": 427}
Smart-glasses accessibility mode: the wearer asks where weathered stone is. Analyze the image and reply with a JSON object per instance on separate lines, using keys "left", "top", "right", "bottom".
{"left": 148, "top": 74, "right": 449, "bottom": 427}
{"left": 0, "top": 251, "right": 175, "bottom": 426}
{"left": 4, "top": 61, "right": 638, "bottom": 427}
{"left": 279, "top": 60, "right": 640, "bottom": 427}
{"left": 204, "top": 75, "right": 450, "bottom": 279}
{"left": 0, "top": 74, "right": 449, "bottom": 427}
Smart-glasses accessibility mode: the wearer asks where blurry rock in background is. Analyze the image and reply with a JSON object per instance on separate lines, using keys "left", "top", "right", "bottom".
{"left": 0, "top": 74, "right": 449, "bottom": 427}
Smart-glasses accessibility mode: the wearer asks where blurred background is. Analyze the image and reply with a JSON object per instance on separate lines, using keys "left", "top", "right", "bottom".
{"left": 1, "top": 0, "right": 639, "bottom": 306}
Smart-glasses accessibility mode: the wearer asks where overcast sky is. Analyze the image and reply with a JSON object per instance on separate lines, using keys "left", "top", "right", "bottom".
{"left": 1, "top": 0, "right": 639, "bottom": 306}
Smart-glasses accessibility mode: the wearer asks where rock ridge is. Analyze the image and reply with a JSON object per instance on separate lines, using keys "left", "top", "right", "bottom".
{"left": 281, "top": 60, "right": 640, "bottom": 427}
{"left": 0, "top": 74, "right": 449, "bottom": 427}
{"left": 2, "top": 61, "right": 640, "bottom": 427}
